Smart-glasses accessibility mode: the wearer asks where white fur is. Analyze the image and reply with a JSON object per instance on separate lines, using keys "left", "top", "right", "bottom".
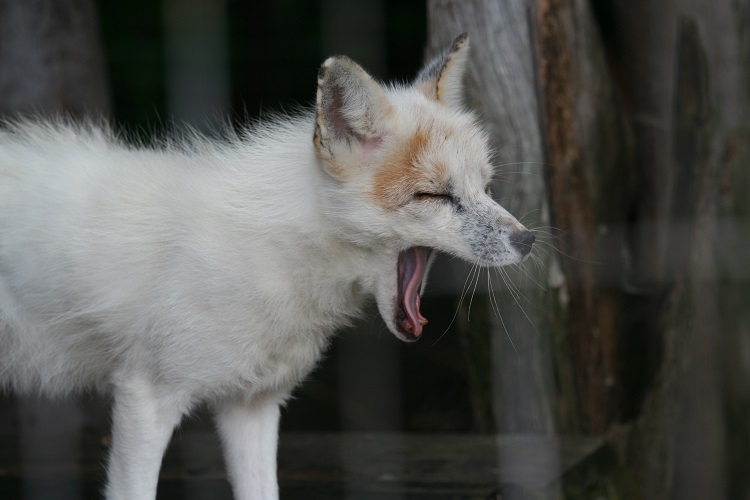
{"left": 0, "top": 35, "right": 532, "bottom": 499}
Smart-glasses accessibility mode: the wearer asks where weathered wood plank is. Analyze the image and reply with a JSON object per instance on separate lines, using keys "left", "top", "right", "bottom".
{"left": 613, "top": 0, "right": 750, "bottom": 498}
{"left": 0, "top": 429, "right": 612, "bottom": 498}
{"left": 426, "top": 0, "right": 561, "bottom": 443}
{"left": 534, "top": 0, "right": 630, "bottom": 434}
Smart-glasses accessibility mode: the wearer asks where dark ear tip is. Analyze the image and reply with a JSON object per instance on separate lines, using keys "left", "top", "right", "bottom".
{"left": 453, "top": 32, "right": 470, "bottom": 49}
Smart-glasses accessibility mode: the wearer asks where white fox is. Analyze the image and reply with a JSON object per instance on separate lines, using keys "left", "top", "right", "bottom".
{"left": 0, "top": 34, "right": 534, "bottom": 499}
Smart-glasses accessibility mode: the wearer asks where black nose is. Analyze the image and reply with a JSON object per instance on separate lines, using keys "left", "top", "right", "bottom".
{"left": 509, "top": 230, "right": 535, "bottom": 256}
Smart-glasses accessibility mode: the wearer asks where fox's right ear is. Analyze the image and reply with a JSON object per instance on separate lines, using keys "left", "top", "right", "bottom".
{"left": 314, "top": 56, "right": 393, "bottom": 180}
{"left": 414, "top": 33, "right": 470, "bottom": 108}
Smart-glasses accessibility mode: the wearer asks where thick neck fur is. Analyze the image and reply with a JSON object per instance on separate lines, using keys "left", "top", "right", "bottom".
{"left": 220, "top": 114, "right": 380, "bottom": 324}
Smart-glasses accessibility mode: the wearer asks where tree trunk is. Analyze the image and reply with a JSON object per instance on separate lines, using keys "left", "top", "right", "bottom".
{"left": 428, "top": 0, "right": 750, "bottom": 498}
{"left": 426, "top": 2, "right": 566, "bottom": 497}
{"left": 426, "top": 0, "right": 560, "bottom": 438}
{"left": 533, "top": 0, "right": 631, "bottom": 435}
{"left": 426, "top": 0, "right": 630, "bottom": 440}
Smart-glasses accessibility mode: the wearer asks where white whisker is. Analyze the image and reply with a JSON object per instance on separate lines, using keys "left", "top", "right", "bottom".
{"left": 466, "top": 262, "right": 482, "bottom": 322}
{"left": 432, "top": 262, "right": 478, "bottom": 346}
{"left": 497, "top": 267, "right": 541, "bottom": 337}
{"left": 487, "top": 270, "right": 519, "bottom": 355}
{"left": 512, "top": 260, "right": 548, "bottom": 292}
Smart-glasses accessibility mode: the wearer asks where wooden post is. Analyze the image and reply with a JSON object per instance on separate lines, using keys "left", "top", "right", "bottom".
{"left": 426, "top": 0, "right": 631, "bottom": 442}
{"left": 426, "top": 0, "right": 560, "bottom": 438}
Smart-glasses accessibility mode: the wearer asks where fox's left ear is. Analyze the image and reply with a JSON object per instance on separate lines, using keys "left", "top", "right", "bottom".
{"left": 314, "top": 56, "right": 392, "bottom": 180}
{"left": 414, "top": 33, "right": 470, "bottom": 108}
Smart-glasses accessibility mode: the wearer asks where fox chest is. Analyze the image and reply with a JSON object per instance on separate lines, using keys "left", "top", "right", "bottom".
{"left": 230, "top": 298, "right": 364, "bottom": 396}
{"left": 249, "top": 330, "right": 331, "bottom": 393}
{"left": 172, "top": 269, "right": 368, "bottom": 399}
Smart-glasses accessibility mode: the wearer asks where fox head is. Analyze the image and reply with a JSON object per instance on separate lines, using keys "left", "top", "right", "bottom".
{"left": 313, "top": 33, "right": 535, "bottom": 342}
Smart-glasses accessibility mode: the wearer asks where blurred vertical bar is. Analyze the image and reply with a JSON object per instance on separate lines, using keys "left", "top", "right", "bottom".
{"left": 163, "top": 0, "right": 230, "bottom": 133}
{"left": 17, "top": 397, "right": 85, "bottom": 500}
{"left": 162, "top": 2, "right": 230, "bottom": 498}
{"left": 319, "top": 2, "right": 406, "bottom": 498}
{"left": 0, "top": 1, "right": 111, "bottom": 498}
{"left": 425, "top": 2, "right": 563, "bottom": 498}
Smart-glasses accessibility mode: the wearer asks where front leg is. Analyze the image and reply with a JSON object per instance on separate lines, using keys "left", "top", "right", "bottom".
{"left": 215, "top": 395, "right": 283, "bottom": 500}
{"left": 105, "top": 375, "right": 189, "bottom": 500}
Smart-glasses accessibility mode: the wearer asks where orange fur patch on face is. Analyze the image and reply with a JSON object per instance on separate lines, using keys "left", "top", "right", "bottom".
{"left": 370, "top": 128, "right": 436, "bottom": 210}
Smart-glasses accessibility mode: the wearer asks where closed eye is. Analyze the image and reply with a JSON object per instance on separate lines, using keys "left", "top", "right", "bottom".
{"left": 414, "top": 192, "right": 456, "bottom": 204}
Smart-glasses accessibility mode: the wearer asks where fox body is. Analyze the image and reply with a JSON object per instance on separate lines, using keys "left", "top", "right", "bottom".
{"left": 0, "top": 34, "right": 533, "bottom": 499}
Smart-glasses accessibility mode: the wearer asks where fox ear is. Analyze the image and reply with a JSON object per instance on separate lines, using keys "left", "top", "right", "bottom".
{"left": 414, "top": 33, "right": 470, "bottom": 108}
{"left": 314, "top": 56, "right": 392, "bottom": 180}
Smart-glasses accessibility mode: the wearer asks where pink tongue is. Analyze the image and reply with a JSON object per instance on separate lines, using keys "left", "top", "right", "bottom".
{"left": 400, "top": 247, "right": 428, "bottom": 336}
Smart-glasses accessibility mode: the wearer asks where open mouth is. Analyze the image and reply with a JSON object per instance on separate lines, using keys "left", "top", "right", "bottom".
{"left": 395, "top": 247, "right": 432, "bottom": 341}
